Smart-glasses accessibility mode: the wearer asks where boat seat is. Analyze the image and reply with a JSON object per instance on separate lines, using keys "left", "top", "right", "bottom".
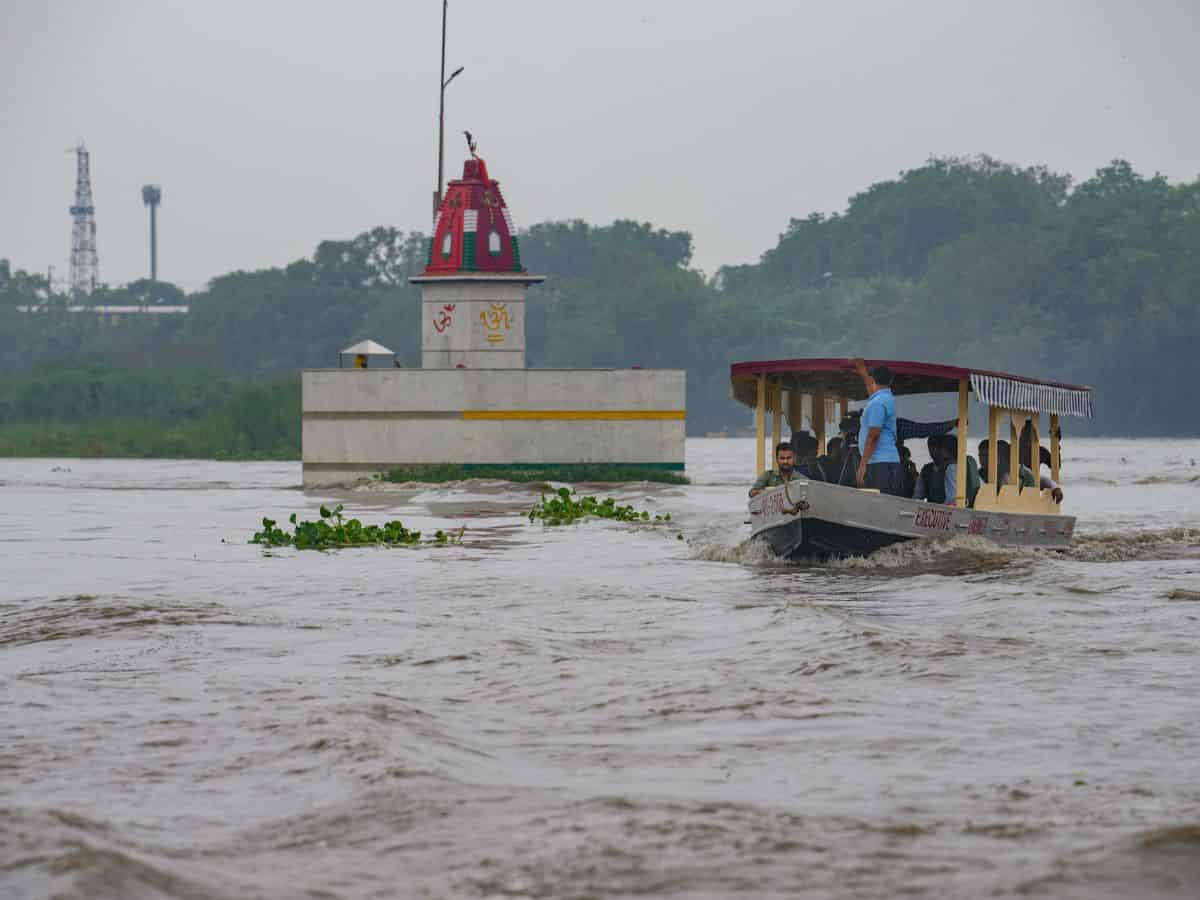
{"left": 988, "top": 484, "right": 1060, "bottom": 514}
{"left": 1033, "top": 488, "right": 1061, "bottom": 515}
{"left": 974, "top": 486, "right": 1001, "bottom": 511}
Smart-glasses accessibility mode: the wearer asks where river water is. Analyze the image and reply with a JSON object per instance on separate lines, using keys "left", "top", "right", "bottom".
{"left": 2, "top": 438, "right": 1199, "bottom": 899}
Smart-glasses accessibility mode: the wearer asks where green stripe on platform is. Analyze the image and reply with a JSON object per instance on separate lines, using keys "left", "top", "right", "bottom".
{"left": 458, "top": 462, "right": 685, "bottom": 472}
{"left": 379, "top": 461, "right": 688, "bottom": 484}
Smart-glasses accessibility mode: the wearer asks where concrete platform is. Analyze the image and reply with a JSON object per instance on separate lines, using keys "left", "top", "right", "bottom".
{"left": 302, "top": 368, "right": 686, "bottom": 487}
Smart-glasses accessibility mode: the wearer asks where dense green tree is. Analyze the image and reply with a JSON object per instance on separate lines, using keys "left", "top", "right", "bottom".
{"left": 0, "top": 260, "right": 51, "bottom": 306}
{"left": 3, "top": 155, "right": 1199, "bottom": 451}
{"left": 122, "top": 279, "right": 188, "bottom": 305}
{"left": 182, "top": 230, "right": 425, "bottom": 378}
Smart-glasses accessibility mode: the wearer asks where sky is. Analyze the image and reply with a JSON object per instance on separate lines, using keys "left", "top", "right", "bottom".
{"left": 2, "top": 0, "right": 1198, "bottom": 291}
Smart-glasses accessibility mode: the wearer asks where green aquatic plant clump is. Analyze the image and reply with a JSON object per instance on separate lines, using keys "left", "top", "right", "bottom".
{"left": 529, "top": 487, "right": 672, "bottom": 527}
{"left": 251, "top": 504, "right": 463, "bottom": 550}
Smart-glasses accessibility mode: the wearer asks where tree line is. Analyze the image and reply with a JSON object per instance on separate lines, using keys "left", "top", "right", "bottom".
{"left": 1, "top": 154, "right": 1197, "bottom": 455}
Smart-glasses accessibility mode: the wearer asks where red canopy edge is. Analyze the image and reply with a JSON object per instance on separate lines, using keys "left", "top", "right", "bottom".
{"left": 731, "top": 358, "right": 1087, "bottom": 390}
{"left": 729, "top": 358, "right": 1093, "bottom": 417}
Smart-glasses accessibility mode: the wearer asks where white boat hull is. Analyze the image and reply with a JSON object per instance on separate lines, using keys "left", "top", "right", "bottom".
{"left": 748, "top": 480, "right": 1075, "bottom": 559}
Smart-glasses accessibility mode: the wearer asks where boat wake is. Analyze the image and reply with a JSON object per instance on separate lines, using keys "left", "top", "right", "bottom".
{"left": 687, "top": 534, "right": 1017, "bottom": 575}
{"left": 687, "top": 539, "right": 781, "bottom": 565}
{"left": 687, "top": 527, "right": 1200, "bottom": 573}
{"left": 818, "top": 535, "right": 1017, "bottom": 575}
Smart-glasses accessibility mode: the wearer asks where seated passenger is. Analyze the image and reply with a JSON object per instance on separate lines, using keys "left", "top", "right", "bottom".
{"left": 813, "top": 436, "right": 849, "bottom": 485}
{"left": 749, "top": 442, "right": 797, "bottom": 497}
{"left": 898, "top": 442, "right": 918, "bottom": 498}
{"left": 978, "top": 440, "right": 1035, "bottom": 488}
{"left": 1019, "top": 422, "right": 1065, "bottom": 503}
{"left": 941, "top": 434, "right": 981, "bottom": 507}
{"left": 914, "top": 435, "right": 948, "bottom": 502}
{"left": 790, "top": 431, "right": 819, "bottom": 478}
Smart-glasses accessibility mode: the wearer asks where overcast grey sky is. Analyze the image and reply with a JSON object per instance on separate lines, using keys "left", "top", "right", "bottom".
{"left": 3, "top": 0, "right": 1198, "bottom": 290}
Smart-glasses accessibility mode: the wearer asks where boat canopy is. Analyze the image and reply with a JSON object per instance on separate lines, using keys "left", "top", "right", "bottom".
{"left": 730, "top": 358, "right": 1093, "bottom": 418}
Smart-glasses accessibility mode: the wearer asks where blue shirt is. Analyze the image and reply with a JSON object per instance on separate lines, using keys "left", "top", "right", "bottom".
{"left": 859, "top": 387, "right": 900, "bottom": 464}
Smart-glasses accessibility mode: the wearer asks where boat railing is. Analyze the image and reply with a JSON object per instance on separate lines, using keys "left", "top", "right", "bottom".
{"left": 740, "top": 370, "right": 1073, "bottom": 517}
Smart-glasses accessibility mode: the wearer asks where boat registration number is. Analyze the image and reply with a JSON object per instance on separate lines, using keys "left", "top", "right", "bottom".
{"left": 760, "top": 490, "right": 791, "bottom": 518}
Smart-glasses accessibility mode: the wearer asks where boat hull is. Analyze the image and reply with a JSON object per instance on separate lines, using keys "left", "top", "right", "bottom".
{"left": 748, "top": 479, "right": 1075, "bottom": 560}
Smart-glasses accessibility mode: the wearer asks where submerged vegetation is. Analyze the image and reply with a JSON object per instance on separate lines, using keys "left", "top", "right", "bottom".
{"left": 529, "top": 487, "right": 672, "bottom": 526}
{"left": 382, "top": 463, "right": 689, "bottom": 485}
{"left": 251, "top": 504, "right": 463, "bottom": 550}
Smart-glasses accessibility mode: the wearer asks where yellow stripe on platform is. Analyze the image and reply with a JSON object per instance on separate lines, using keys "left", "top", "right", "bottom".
{"left": 461, "top": 410, "right": 686, "bottom": 421}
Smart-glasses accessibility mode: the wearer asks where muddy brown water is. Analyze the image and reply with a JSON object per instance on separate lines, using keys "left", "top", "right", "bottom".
{"left": 2, "top": 438, "right": 1199, "bottom": 899}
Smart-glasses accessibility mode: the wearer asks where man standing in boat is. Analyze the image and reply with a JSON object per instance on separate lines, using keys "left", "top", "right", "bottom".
{"left": 852, "top": 359, "right": 907, "bottom": 496}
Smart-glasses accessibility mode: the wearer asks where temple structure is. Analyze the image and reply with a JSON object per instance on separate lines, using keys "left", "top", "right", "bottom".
{"left": 300, "top": 149, "right": 686, "bottom": 487}
{"left": 413, "top": 153, "right": 543, "bottom": 368}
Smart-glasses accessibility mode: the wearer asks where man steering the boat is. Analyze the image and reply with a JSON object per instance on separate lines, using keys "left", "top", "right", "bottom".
{"left": 749, "top": 442, "right": 797, "bottom": 497}
{"left": 852, "top": 358, "right": 907, "bottom": 496}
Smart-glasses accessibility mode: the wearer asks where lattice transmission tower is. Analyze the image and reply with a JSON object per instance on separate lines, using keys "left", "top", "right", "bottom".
{"left": 68, "top": 142, "right": 99, "bottom": 295}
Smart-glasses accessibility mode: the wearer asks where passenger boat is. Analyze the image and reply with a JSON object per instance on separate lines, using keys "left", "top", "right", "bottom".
{"left": 730, "top": 358, "right": 1093, "bottom": 559}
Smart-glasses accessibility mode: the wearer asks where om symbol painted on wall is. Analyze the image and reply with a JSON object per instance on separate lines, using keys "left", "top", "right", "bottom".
{"left": 480, "top": 302, "right": 511, "bottom": 344}
{"left": 433, "top": 303, "right": 456, "bottom": 334}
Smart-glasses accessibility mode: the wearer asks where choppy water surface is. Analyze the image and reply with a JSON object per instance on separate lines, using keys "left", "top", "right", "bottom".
{"left": 2, "top": 438, "right": 1199, "bottom": 899}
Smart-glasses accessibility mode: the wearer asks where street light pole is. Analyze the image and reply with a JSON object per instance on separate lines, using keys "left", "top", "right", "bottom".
{"left": 433, "top": 1, "right": 464, "bottom": 218}
{"left": 434, "top": 5, "right": 469, "bottom": 216}
{"left": 434, "top": 0, "right": 448, "bottom": 218}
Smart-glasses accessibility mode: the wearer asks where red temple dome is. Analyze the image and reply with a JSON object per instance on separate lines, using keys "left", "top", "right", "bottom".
{"left": 425, "top": 155, "right": 526, "bottom": 275}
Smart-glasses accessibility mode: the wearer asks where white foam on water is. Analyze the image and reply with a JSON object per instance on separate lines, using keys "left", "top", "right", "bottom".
{"left": 687, "top": 538, "right": 781, "bottom": 564}
{"left": 820, "top": 534, "right": 1018, "bottom": 571}
{"left": 687, "top": 527, "right": 1200, "bottom": 572}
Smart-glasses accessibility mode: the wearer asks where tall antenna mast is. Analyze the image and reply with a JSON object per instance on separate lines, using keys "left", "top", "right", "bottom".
{"left": 68, "top": 142, "right": 99, "bottom": 295}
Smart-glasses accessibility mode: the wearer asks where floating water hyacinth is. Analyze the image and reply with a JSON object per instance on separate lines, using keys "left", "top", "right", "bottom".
{"left": 529, "top": 487, "right": 671, "bottom": 527}
{"left": 251, "top": 504, "right": 463, "bottom": 550}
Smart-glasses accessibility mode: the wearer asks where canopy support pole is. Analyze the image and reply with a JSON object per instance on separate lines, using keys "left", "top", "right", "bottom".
{"left": 1050, "top": 414, "right": 1061, "bottom": 484}
{"left": 771, "top": 383, "right": 782, "bottom": 472}
{"left": 987, "top": 406, "right": 999, "bottom": 493}
{"left": 1009, "top": 413, "right": 1022, "bottom": 490}
{"left": 755, "top": 375, "right": 766, "bottom": 476}
{"left": 813, "top": 389, "right": 827, "bottom": 455}
{"left": 955, "top": 378, "right": 969, "bottom": 507}
{"left": 1030, "top": 414, "right": 1041, "bottom": 486}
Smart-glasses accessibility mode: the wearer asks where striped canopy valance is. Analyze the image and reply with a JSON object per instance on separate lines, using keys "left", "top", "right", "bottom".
{"left": 970, "top": 373, "right": 1093, "bottom": 418}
